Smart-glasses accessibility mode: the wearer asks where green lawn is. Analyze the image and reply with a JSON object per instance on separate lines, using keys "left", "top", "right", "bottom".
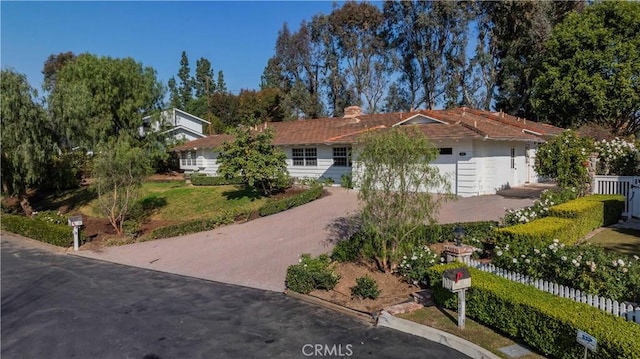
{"left": 586, "top": 228, "right": 640, "bottom": 256}
{"left": 80, "top": 181, "right": 269, "bottom": 221}
{"left": 399, "top": 306, "right": 546, "bottom": 359}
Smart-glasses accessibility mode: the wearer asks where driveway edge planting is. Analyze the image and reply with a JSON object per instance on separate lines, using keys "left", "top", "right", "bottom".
{"left": 377, "top": 311, "right": 500, "bottom": 359}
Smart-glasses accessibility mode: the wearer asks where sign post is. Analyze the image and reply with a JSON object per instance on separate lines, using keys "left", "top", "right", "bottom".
{"left": 442, "top": 268, "right": 471, "bottom": 329}
{"left": 576, "top": 330, "right": 597, "bottom": 359}
{"left": 67, "top": 215, "right": 83, "bottom": 251}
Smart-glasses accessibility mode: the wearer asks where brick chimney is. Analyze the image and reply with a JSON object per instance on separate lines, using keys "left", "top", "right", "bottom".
{"left": 343, "top": 106, "right": 362, "bottom": 118}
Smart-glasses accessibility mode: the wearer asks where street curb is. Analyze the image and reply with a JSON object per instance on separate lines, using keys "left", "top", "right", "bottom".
{"left": 377, "top": 310, "right": 500, "bottom": 359}
{"left": 1, "top": 231, "right": 71, "bottom": 254}
{"left": 283, "top": 290, "right": 375, "bottom": 325}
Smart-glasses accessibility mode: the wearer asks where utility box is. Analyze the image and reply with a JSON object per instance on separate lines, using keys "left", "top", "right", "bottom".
{"left": 442, "top": 267, "right": 471, "bottom": 292}
{"left": 68, "top": 215, "right": 83, "bottom": 227}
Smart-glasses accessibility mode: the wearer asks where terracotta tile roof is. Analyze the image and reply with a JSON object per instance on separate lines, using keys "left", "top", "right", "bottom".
{"left": 172, "top": 134, "right": 235, "bottom": 151}
{"left": 173, "top": 108, "right": 564, "bottom": 151}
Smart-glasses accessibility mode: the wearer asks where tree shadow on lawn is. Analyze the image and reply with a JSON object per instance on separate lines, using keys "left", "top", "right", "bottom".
{"left": 30, "top": 186, "right": 98, "bottom": 213}
{"left": 589, "top": 228, "right": 640, "bottom": 256}
{"left": 221, "top": 186, "right": 264, "bottom": 202}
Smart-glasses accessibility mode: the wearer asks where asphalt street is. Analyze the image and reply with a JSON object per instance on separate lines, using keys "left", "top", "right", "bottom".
{"left": 1, "top": 238, "right": 468, "bottom": 359}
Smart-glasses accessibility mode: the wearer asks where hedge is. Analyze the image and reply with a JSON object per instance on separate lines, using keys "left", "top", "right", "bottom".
{"left": 146, "top": 210, "right": 248, "bottom": 239}
{"left": 548, "top": 194, "right": 624, "bottom": 242}
{"left": 258, "top": 185, "right": 323, "bottom": 216}
{"left": 416, "top": 221, "right": 498, "bottom": 244}
{"left": 495, "top": 194, "right": 624, "bottom": 247}
{"left": 1, "top": 214, "right": 75, "bottom": 247}
{"left": 495, "top": 216, "right": 575, "bottom": 246}
{"left": 190, "top": 176, "right": 244, "bottom": 186}
{"left": 581, "top": 194, "right": 625, "bottom": 226}
{"left": 427, "top": 263, "right": 640, "bottom": 359}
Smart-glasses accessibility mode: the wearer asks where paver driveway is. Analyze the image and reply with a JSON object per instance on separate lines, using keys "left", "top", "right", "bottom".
{"left": 75, "top": 187, "right": 535, "bottom": 292}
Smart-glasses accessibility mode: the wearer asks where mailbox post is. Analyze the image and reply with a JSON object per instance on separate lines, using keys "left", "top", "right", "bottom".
{"left": 67, "top": 215, "right": 83, "bottom": 251}
{"left": 442, "top": 267, "right": 471, "bottom": 329}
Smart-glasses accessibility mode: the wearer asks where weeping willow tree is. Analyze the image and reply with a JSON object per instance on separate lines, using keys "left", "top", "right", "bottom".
{"left": 355, "top": 126, "right": 452, "bottom": 272}
{"left": 1, "top": 69, "right": 54, "bottom": 216}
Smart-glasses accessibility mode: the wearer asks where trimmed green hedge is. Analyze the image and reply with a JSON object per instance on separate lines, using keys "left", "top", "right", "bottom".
{"left": 495, "top": 194, "right": 624, "bottom": 247}
{"left": 1, "top": 214, "right": 75, "bottom": 247}
{"left": 581, "top": 194, "right": 625, "bottom": 226}
{"left": 548, "top": 194, "right": 624, "bottom": 241}
{"left": 190, "top": 176, "right": 244, "bottom": 186}
{"left": 427, "top": 263, "right": 640, "bottom": 359}
{"left": 258, "top": 185, "right": 323, "bottom": 216}
{"left": 495, "top": 217, "right": 574, "bottom": 246}
{"left": 146, "top": 210, "right": 248, "bottom": 239}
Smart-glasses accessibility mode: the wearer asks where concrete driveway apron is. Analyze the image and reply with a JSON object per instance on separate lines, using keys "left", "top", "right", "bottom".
{"left": 74, "top": 188, "right": 535, "bottom": 292}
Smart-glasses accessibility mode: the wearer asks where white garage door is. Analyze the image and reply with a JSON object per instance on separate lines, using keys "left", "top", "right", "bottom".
{"left": 431, "top": 148, "right": 457, "bottom": 194}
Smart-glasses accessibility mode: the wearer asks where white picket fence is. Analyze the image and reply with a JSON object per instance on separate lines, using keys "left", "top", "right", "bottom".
{"left": 592, "top": 175, "right": 640, "bottom": 217}
{"left": 461, "top": 257, "right": 640, "bottom": 324}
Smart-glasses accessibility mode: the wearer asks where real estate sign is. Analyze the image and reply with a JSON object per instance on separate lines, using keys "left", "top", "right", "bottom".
{"left": 576, "top": 330, "right": 597, "bottom": 352}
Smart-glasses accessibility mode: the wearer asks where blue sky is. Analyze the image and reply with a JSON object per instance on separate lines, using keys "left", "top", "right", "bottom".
{"left": 1, "top": 1, "right": 342, "bottom": 95}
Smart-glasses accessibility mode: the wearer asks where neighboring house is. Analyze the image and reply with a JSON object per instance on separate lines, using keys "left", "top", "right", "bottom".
{"left": 139, "top": 108, "right": 210, "bottom": 142}
{"left": 172, "top": 106, "right": 563, "bottom": 197}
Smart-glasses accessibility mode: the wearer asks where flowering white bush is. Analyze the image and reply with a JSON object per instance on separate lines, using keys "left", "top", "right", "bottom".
{"left": 502, "top": 188, "right": 577, "bottom": 226}
{"left": 595, "top": 138, "right": 639, "bottom": 175}
{"left": 493, "top": 240, "right": 640, "bottom": 302}
{"left": 397, "top": 245, "right": 440, "bottom": 285}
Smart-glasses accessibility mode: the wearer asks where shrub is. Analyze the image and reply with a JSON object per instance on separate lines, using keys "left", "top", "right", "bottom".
{"left": 535, "top": 130, "right": 593, "bottom": 192}
{"left": 319, "top": 176, "right": 335, "bottom": 186}
{"left": 492, "top": 241, "right": 640, "bottom": 302}
{"left": 595, "top": 138, "right": 639, "bottom": 175}
{"left": 502, "top": 187, "right": 578, "bottom": 226}
{"left": 127, "top": 195, "right": 167, "bottom": 221}
{"left": 495, "top": 217, "right": 575, "bottom": 247}
{"left": 331, "top": 221, "right": 496, "bottom": 263}
{"left": 340, "top": 173, "right": 353, "bottom": 189}
{"left": 548, "top": 194, "right": 624, "bottom": 240}
{"left": 580, "top": 194, "right": 625, "bottom": 226}
{"left": 396, "top": 244, "right": 441, "bottom": 285}
{"left": 351, "top": 276, "right": 380, "bottom": 299}
{"left": 286, "top": 254, "right": 340, "bottom": 294}
{"left": 331, "top": 233, "right": 367, "bottom": 263}
{"left": 33, "top": 210, "right": 68, "bottom": 225}
{"left": 258, "top": 185, "right": 323, "bottom": 216}
{"left": 190, "top": 175, "right": 244, "bottom": 186}
{"left": 1, "top": 214, "right": 75, "bottom": 247}
{"left": 496, "top": 195, "right": 625, "bottom": 248}
{"left": 146, "top": 210, "right": 246, "bottom": 239}
{"left": 426, "top": 263, "right": 640, "bottom": 359}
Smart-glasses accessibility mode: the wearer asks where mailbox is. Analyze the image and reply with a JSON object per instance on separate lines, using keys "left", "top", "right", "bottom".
{"left": 68, "top": 215, "right": 83, "bottom": 227}
{"left": 442, "top": 267, "right": 471, "bottom": 292}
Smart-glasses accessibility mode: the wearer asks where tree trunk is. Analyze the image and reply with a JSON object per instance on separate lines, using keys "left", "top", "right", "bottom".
{"left": 19, "top": 194, "right": 33, "bottom": 217}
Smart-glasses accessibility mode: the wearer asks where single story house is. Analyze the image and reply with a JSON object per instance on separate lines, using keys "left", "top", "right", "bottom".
{"left": 139, "top": 108, "right": 210, "bottom": 142}
{"left": 172, "top": 107, "right": 563, "bottom": 197}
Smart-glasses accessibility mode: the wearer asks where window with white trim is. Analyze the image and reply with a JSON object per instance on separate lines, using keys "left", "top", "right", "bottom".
{"left": 181, "top": 151, "right": 187, "bottom": 166}
{"left": 292, "top": 148, "right": 317, "bottom": 166}
{"left": 333, "top": 147, "right": 352, "bottom": 167}
{"left": 187, "top": 151, "right": 193, "bottom": 166}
